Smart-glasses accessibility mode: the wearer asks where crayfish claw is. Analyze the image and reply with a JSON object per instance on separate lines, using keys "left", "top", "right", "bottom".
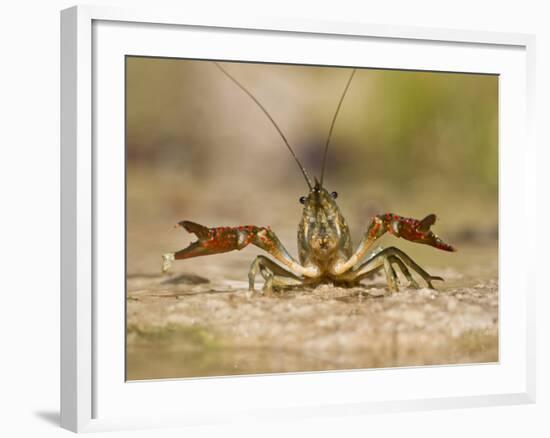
{"left": 432, "top": 235, "right": 457, "bottom": 252}
{"left": 178, "top": 220, "right": 210, "bottom": 239}
{"left": 418, "top": 214, "right": 436, "bottom": 232}
{"left": 378, "top": 213, "right": 457, "bottom": 252}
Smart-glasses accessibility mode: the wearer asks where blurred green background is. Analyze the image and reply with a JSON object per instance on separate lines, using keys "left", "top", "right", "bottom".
{"left": 125, "top": 57, "right": 498, "bottom": 274}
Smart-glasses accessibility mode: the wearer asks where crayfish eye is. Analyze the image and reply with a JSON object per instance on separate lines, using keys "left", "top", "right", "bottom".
{"left": 299, "top": 196, "right": 306, "bottom": 204}
{"left": 331, "top": 191, "right": 338, "bottom": 199}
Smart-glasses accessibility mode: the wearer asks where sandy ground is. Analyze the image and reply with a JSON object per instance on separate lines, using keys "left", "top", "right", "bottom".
{"left": 125, "top": 167, "right": 499, "bottom": 380}
{"left": 126, "top": 243, "right": 498, "bottom": 380}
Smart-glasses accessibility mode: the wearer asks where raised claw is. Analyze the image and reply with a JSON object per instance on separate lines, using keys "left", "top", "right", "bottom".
{"left": 172, "top": 221, "right": 254, "bottom": 260}
{"left": 167, "top": 221, "right": 314, "bottom": 278}
{"left": 377, "top": 213, "right": 456, "bottom": 252}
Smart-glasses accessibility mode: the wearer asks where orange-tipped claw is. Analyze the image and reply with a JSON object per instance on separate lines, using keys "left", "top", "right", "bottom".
{"left": 378, "top": 213, "right": 457, "bottom": 252}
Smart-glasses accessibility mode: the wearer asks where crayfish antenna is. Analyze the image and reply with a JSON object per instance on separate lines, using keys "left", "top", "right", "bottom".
{"left": 320, "top": 68, "right": 356, "bottom": 186}
{"left": 214, "top": 62, "right": 313, "bottom": 190}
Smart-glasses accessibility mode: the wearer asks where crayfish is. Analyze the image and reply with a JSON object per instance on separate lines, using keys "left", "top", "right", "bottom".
{"left": 162, "top": 63, "right": 456, "bottom": 294}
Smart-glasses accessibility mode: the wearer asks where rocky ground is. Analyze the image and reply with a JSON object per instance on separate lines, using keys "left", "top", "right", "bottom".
{"left": 126, "top": 243, "right": 498, "bottom": 380}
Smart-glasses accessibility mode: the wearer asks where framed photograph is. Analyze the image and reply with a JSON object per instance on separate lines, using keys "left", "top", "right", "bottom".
{"left": 61, "top": 5, "right": 536, "bottom": 433}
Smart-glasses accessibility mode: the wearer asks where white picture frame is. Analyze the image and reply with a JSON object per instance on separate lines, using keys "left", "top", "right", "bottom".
{"left": 60, "top": 5, "right": 536, "bottom": 433}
